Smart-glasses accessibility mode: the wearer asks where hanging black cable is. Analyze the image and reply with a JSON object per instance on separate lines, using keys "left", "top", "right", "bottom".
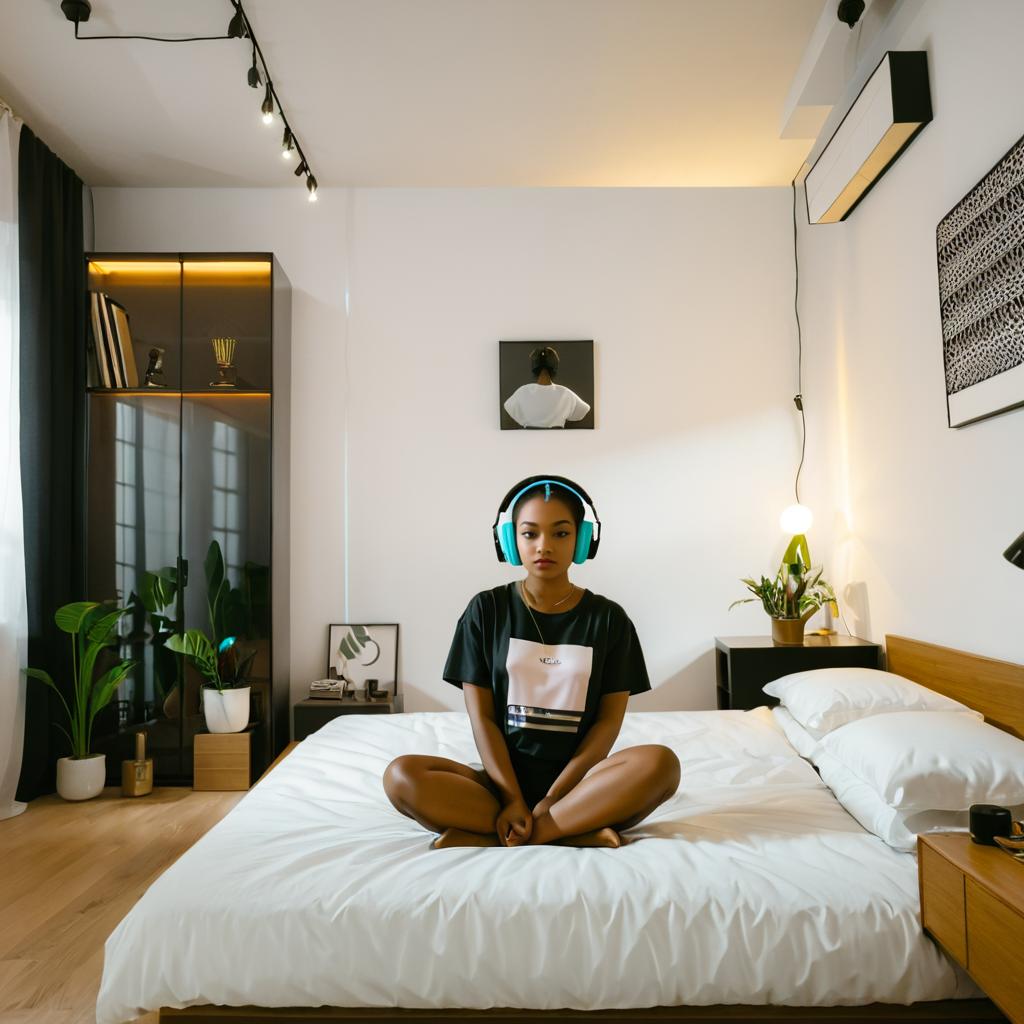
{"left": 61, "top": 0, "right": 318, "bottom": 200}
{"left": 791, "top": 177, "right": 806, "bottom": 505}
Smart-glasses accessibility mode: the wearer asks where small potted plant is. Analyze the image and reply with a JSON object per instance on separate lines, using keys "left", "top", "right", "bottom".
{"left": 166, "top": 540, "right": 255, "bottom": 733}
{"left": 25, "top": 602, "right": 135, "bottom": 801}
{"left": 730, "top": 563, "right": 838, "bottom": 646}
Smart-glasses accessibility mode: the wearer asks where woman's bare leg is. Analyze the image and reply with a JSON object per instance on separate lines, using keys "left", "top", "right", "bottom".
{"left": 383, "top": 754, "right": 501, "bottom": 846}
{"left": 528, "top": 744, "right": 680, "bottom": 847}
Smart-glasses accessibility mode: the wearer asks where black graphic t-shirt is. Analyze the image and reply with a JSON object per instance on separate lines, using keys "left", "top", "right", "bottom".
{"left": 443, "top": 584, "right": 651, "bottom": 773}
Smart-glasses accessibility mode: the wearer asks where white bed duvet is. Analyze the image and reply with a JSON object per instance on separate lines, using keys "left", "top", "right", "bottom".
{"left": 97, "top": 709, "right": 978, "bottom": 1022}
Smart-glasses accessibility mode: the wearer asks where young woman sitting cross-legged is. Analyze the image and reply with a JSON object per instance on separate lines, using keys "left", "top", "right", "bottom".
{"left": 383, "top": 475, "right": 680, "bottom": 849}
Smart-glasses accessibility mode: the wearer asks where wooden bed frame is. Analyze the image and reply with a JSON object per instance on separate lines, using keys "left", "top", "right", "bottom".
{"left": 160, "top": 635, "right": 1024, "bottom": 1024}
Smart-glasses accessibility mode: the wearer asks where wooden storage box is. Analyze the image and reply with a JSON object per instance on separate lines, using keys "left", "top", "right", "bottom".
{"left": 193, "top": 732, "right": 251, "bottom": 792}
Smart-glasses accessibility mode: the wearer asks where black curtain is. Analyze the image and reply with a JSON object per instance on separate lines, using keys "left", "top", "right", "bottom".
{"left": 15, "top": 125, "right": 86, "bottom": 801}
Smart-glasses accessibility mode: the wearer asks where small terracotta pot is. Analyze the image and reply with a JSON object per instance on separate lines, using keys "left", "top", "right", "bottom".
{"left": 771, "top": 617, "right": 806, "bottom": 646}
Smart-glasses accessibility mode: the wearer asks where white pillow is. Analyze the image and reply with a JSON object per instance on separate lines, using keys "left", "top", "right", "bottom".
{"left": 773, "top": 705, "right": 1023, "bottom": 851}
{"left": 763, "top": 667, "right": 981, "bottom": 738}
{"left": 771, "top": 705, "right": 821, "bottom": 759}
{"left": 820, "top": 711, "right": 1024, "bottom": 811}
{"left": 810, "top": 746, "right": 981, "bottom": 853}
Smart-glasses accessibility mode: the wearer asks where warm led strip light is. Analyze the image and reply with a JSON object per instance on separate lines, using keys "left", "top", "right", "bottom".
{"left": 90, "top": 260, "right": 271, "bottom": 276}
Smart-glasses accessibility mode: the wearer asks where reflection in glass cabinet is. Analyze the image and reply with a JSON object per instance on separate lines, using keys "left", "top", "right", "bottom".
{"left": 84, "top": 253, "right": 290, "bottom": 783}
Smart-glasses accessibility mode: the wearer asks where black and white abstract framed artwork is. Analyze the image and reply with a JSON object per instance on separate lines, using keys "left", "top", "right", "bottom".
{"left": 326, "top": 623, "right": 399, "bottom": 697}
{"left": 937, "top": 131, "right": 1024, "bottom": 427}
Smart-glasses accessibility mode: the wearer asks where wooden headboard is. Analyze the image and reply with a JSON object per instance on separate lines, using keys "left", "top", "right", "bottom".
{"left": 885, "top": 635, "right": 1024, "bottom": 739}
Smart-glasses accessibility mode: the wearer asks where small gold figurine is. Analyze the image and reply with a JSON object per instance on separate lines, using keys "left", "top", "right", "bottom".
{"left": 210, "top": 337, "right": 238, "bottom": 387}
{"left": 122, "top": 731, "right": 154, "bottom": 797}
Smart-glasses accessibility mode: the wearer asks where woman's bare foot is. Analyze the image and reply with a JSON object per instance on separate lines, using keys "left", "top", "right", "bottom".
{"left": 556, "top": 827, "right": 624, "bottom": 849}
{"left": 430, "top": 828, "right": 499, "bottom": 849}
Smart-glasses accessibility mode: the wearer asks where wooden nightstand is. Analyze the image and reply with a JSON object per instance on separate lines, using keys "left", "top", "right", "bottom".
{"left": 919, "top": 832, "right": 1024, "bottom": 1023}
{"left": 714, "top": 635, "right": 881, "bottom": 711}
{"left": 293, "top": 694, "right": 405, "bottom": 741}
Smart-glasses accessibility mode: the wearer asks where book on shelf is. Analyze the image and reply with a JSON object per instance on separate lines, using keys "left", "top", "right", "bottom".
{"left": 98, "top": 292, "right": 124, "bottom": 388}
{"left": 108, "top": 298, "right": 139, "bottom": 387}
{"left": 88, "top": 292, "right": 112, "bottom": 388}
{"left": 88, "top": 291, "right": 140, "bottom": 389}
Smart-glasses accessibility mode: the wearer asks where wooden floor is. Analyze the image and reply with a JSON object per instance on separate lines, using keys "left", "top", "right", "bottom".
{"left": 0, "top": 785, "right": 244, "bottom": 1024}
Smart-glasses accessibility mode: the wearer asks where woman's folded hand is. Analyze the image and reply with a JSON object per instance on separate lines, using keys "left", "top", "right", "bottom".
{"left": 496, "top": 797, "right": 532, "bottom": 847}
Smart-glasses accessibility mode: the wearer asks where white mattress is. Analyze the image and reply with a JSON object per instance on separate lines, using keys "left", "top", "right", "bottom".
{"left": 97, "top": 709, "right": 978, "bottom": 1022}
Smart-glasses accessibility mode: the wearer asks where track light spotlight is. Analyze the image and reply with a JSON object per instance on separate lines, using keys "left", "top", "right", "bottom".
{"left": 307, "top": 175, "right": 318, "bottom": 202}
{"left": 227, "top": 5, "right": 248, "bottom": 38}
{"left": 260, "top": 84, "right": 274, "bottom": 124}
{"left": 836, "top": 0, "right": 865, "bottom": 28}
{"left": 294, "top": 160, "right": 308, "bottom": 177}
{"left": 281, "top": 128, "right": 295, "bottom": 159}
{"left": 247, "top": 52, "right": 261, "bottom": 89}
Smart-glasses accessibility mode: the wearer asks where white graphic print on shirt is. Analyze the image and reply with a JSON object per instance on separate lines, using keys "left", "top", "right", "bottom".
{"left": 505, "top": 638, "right": 594, "bottom": 734}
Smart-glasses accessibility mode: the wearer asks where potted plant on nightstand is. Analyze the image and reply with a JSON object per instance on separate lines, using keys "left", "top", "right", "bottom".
{"left": 731, "top": 563, "right": 838, "bottom": 646}
{"left": 166, "top": 540, "right": 256, "bottom": 733}
{"left": 25, "top": 602, "right": 136, "bottom": 801}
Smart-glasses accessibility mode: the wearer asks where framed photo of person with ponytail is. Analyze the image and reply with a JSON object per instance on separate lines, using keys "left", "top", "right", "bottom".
{"left": 499, "top": 339, "right": 595, "bottom": 430}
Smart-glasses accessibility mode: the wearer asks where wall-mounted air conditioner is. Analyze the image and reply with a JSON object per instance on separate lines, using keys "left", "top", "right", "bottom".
{"left": 805, "top": 51, "right": 932, "bottom": 225}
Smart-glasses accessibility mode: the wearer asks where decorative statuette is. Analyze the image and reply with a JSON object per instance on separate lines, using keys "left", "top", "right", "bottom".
{"left": 210, "top": 336, "right": 238, "bottom": 388}
{"left": 144, "top": 346, "right": 167, "bottom": 388}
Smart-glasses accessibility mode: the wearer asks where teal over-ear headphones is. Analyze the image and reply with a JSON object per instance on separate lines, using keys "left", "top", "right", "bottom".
{"left": 492, "top": 475, "right": 601, "bottom": 566}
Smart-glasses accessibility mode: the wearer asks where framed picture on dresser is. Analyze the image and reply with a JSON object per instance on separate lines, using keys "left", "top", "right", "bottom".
{"left": 326, "top": 623, "right": 399, "bottom": 698}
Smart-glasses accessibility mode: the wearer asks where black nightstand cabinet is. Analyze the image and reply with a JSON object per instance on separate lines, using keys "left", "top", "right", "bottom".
{"left": 293, "top": 695, "right": 405, "bottom": 741}
{"left": 714, "top": 635, "right": 881, "bottom": 711}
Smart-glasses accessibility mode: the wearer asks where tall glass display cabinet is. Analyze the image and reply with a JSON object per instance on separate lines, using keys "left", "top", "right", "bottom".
{"left": 84, "top": 253, "right": 291, "bottom": 783}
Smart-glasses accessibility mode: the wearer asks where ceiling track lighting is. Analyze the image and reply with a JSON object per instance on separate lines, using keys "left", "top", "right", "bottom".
{"left": 836, "top": 0, "right": 866, "bottom": 29}
{"left": 260, "top": 83, "right": 275, "bottom": 124}
{"left": 61, "top": 0, "right": 320, "bottom": 202}
{"left": 227, "top": 3, "right": 249, "bottom": 39}
{"left": 247, "top": 50, "right": 261, "bottom": 88}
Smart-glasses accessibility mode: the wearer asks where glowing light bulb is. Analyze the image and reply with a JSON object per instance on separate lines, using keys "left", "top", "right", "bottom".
{"left": 779, "top": 503, "right": 814, "bottom": 535}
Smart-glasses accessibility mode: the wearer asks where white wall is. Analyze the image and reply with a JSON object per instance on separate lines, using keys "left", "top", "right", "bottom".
{"left": 95, "top": 186, "right": 805, "bottom": 715}
{"left": 93, "top": 187, "right": 351, "bottom": 715}
{"left": 799, "top": 0, "right": 1024, "bottom": 663}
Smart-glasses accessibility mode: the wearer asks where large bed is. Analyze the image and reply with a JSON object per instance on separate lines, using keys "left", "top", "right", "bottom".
{"left": 96, "top": 636, "right": 1021, "bottom": 1024}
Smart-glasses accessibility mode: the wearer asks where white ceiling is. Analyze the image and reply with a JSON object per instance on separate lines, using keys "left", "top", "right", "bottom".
{"left": 0, "top": 0, "right": 825, "bottom": 188}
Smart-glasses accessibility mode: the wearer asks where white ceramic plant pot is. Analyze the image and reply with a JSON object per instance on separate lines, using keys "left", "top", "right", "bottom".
{"left": 56, "top": 753, "right": 106, "bottom": 801}
{"left": 203, "top": 686, "right": 251, "bottom": 733}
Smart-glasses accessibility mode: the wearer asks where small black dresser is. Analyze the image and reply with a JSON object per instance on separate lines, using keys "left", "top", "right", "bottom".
{"left": 714, "top": 635, "right": 881, "bottom": 711}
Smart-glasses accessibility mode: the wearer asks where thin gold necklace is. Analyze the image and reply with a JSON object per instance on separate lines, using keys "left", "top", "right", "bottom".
{"left": 522, "top": 579, "right": 575, "bottom": 608}
{"left": 520, "top": 579, "right": 575, "bottom": 646}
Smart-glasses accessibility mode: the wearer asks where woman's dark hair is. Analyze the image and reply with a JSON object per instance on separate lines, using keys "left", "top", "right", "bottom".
{"left": 512, "top": 482, "right": 584, "bottom": 532}
{"left": 529, "top": 345, "right": 559, "bottom": 379}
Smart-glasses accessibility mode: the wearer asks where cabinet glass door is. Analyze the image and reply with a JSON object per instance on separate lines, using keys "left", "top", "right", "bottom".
{"left": 180, "top": 258, "right": 274, "bottom": 774}
{"left": 86, "top": 256, "right": 185, "bottom": 777}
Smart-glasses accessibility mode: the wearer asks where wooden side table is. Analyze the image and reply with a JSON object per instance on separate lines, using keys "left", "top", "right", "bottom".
{"left": 193, "top": 731, "right": 252, "bottom": 791}
{"left": 714, "top": 635, "right": 881, "bottom": 711}
{"left": 919, "top": 832, "right": 1024, "bottom": 1023}
{"left": 293, "top": 694, "right": 405, "bottom": 741}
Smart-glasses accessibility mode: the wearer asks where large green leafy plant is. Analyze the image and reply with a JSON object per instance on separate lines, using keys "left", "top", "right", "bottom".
{"left": 25, "top": 602, "right": 136, "bottom": 759}
{"left": 730, "top": 563, "right": 837, "bottom": 621}
{"left": 166, "top": 540, "right": 256, "bottom": 693}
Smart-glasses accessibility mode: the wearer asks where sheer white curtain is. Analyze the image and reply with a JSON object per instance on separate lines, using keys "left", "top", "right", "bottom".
{"left": 0, "top": 102, "right": 27, "bottom": 820}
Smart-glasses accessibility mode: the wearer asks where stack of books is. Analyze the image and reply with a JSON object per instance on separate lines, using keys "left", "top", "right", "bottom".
{"left": 309, "top": 679, "right": 343, "bottom": 700}
{"left": 89, "top": 291, "right": 140, "bottom": 388}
